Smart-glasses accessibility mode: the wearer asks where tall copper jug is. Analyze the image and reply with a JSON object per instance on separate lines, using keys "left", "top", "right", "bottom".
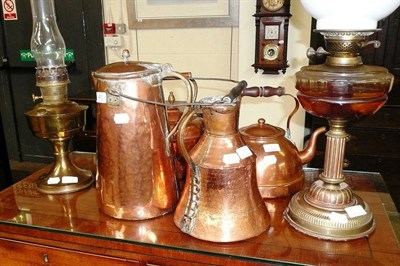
{"left": 93, "top": 50, "right": 193, "bottom": 220}
{"left": 174, "top": 82, "right": 283, "bottom": 242}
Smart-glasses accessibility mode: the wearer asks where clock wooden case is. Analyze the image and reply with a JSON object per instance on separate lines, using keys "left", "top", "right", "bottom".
{"left": 253, "top": 0, "right": 292, "bottom": 74}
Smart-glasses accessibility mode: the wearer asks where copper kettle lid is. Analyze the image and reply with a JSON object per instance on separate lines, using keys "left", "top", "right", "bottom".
{"left": 93, "top": 50, "right": 163, "bottom": 79}
{"left": 240, "top": 118, "right": 285, "bottom": 139}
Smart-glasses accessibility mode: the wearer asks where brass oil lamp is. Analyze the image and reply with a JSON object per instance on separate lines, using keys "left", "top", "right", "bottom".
{"left": 284, "top": 0, "right": 400, "bottom": 240}
{"left": 24, "top": 0, "right": 93, "bottom": 194}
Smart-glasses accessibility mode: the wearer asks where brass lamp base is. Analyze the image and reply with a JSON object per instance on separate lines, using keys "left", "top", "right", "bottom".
{"left": 36, "top": 137, "right": 93, "bottom": 194}
{"left": 284, "top": 189, "right": 375, "bottom": 241}
{"left": 25, "top": 97, "right": 94, "bottom": 194}
{"left": 284, "top": 120, "right": 376, "bottom": 240}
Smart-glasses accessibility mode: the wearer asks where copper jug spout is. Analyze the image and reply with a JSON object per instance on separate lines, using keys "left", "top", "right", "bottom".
{"left": 299, "top": 126, "right": 326, "bottom": 164}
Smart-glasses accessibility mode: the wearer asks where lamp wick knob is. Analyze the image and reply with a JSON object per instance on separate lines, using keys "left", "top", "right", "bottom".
{"left": 32, "top": 93, "right": 43, "bottom": 102}
{"left": 306, "top": 47, "right": 330, "bottom": 60}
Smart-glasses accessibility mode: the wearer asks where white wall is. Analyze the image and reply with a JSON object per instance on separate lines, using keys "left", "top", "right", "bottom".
{"left": 102, "top": 0, "right": 312, "bottom": 148}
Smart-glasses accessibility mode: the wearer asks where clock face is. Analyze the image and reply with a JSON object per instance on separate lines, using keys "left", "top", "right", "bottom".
{"left": 264, "top": 25, "right": 279, "bottom": 39}
{"left": 263, "top": 44, "right": 279, "bottom": 61}
{"left": 262, "top": 0, "right": 285, "bottom": 12}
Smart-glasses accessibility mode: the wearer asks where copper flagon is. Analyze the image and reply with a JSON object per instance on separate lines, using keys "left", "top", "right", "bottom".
{"left": 93, "top": 50, "right": 193, "bottom": 220}
{"left": 174, "top": 82, "right": 285, "bottom": 242}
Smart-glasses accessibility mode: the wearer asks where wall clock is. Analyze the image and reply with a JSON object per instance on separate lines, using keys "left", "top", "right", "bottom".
{"left": 252, "top": 0, "right": 292, "bottom": 74}
{"left": 262, "top": 0, "right": 285, "bottom": 12}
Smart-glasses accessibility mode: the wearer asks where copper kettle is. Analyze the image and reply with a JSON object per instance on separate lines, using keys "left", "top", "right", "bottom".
{"left": 240, "top": 95, "right": 326, "bottom": 198}
{"left": 93, "top": 50, "right": 193, "bottom": 220}
{"left": 174, "top": 82, "right": 286, "bottom": 242}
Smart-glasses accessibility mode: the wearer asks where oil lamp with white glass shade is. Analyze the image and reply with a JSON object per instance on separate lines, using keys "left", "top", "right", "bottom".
{"left": 24, "top": 0, "right": 93, "bottom": 194}
{"left": 284, "top": 0, "right": 400, "bottom": 240}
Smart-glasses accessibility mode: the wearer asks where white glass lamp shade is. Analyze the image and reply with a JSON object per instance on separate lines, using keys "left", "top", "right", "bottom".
{"left": 301, "top": 0, "right": 400, "bottom": 30}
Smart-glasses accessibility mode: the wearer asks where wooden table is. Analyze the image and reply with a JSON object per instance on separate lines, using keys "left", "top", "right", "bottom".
{"left": 0, "top": 152, "right": 399, "bottom": 265}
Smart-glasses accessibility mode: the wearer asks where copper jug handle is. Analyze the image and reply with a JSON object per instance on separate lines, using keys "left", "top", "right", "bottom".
{"left": 163, "top": 72, "right": 199, "bottom": 101}
{"left": 176, "top": 107, "right": 201, "bottom": 230}
{"left": 177, "top": 108, "right": 200, "bottom": 179}
{"left": 163, "top": 71, "right": 194, "bottom": 141}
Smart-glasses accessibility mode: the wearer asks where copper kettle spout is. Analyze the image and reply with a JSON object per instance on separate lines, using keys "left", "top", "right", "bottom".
{"left": 299, "top": 126, "right": 326, "bottom": 165}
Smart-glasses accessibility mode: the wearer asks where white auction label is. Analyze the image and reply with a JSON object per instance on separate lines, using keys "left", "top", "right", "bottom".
{"left": 263, "top": 143, "right": 280, "bottom": 152}
{"left": 263, "top": 155, "right": 277, "bottom": 165}
{"left": 114, "top": 113, "right": 130, "bottom": 124}
{"left": 223, "top": 153, "right": 240, "bottom": 164}
{"left": 329, "top": 212, "right": 348, "bottom": 224}
{"left": 345, "top": 205, "right": 367, "bottom": 218}
{"left": 47, "top": 177, "right": 60, "bottom": 185}
{"left": 314, "top": 179, "right": 324, "bottom": 186}
{"left": 96, "top": 92, "right": 107, "bottom": 103}
{"left": 339, "top": 182, "right": 349, "bottom": 189}
{"left": 236, "top": 146, "right": 253, "bottom": 159}
{"left": 62, "top": 176, "right": 78, "bottom": 184}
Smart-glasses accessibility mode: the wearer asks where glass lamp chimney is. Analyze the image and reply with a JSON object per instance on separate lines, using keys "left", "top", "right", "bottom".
{"left": 30, "top": 0, "right": 65, "bottom": 69}
{"left": 30, "top": 0, "right": 69, "bottom": 102}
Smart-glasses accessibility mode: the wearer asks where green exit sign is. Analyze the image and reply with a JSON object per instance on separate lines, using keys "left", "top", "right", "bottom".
{"left": 20, "top": 49, "right": 75, "bottom": 62}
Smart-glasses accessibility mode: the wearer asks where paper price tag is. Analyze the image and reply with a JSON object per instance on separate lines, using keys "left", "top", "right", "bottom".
{"left": 96, "top": 92, "right": 107, "bottom": 103}
{"left": 314, "top": 179, "right": 324, "bottom": 186}
{"left": 223, "top": 153, "right": 240, "bottom": 164}
{"left": 62, "top": 176, "right": 78, "bottom": 184}
{"left": 263, "top": 155, "right": 277, "bottom": 165}
{"left": 236, "top": 146, "right": 253, "bottom": 159}
{"left": 339, "top": 182, "right": 349, "bottom": 189}
{"left": 263, "top": 143, "right": 280, "bottom": 152}
{"left": 345, "top": 205, "right": 367, "bottom": 218}
{"left": 329, "top": 212, "right": 348, "bottom": 224}
{"left": 114, "top": 113, "right": 130, "bottom": 124}
{"left": 47, "top": 177, "right": 60, "bottom": 185}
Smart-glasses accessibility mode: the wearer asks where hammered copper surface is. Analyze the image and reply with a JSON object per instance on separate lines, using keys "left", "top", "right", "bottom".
{"left": 174, "top": 97, "right": 270, "bottom": 242}
{"left": 94, "top": 62, "right": 181, "bottom": 220}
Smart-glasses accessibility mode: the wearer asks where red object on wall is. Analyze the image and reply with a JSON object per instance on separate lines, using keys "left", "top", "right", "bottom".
{"left": 103, "top": 23, "right": 116, "bottom": 35}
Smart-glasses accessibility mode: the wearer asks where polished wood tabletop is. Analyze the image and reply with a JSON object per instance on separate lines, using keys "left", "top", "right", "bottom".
{"left": 0, "top": 152, "right": 399, "bottom": 265}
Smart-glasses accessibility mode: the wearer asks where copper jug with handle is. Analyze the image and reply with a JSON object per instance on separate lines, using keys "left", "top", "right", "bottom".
{"left": 93, "top": 50, "right": 193, "bottom": 220}
{"left": 173, "top": 81, "right": 285, "bottom": 242}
